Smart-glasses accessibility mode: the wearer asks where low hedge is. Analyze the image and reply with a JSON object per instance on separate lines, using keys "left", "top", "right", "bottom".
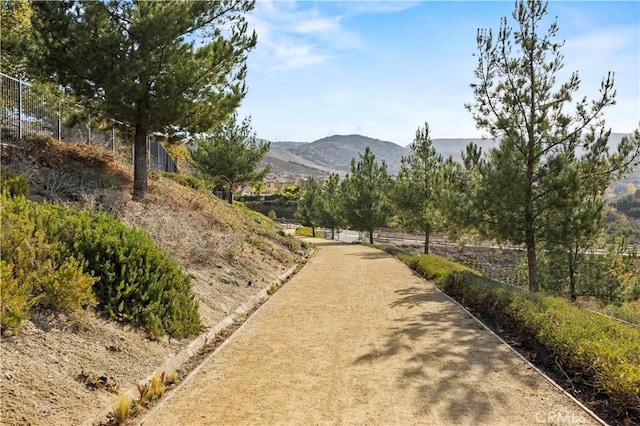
{"left": 402, "top": 253, "right": 480, "bottom": 284}
{"left": 372, "top": 248, "right": 640, "bottom": 420}
{"left": 441, "top": 271, "right": 640, "bottom": 415}
{"left": 295, "top": 226, "right": 315, "bottom": 237}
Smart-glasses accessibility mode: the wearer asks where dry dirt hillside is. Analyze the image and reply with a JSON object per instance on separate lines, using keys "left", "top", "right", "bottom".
{"left": 0, "top": 138, "right": 307, "bottom": 425}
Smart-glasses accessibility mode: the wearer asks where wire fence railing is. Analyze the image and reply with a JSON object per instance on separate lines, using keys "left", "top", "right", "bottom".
{"left": 1, "top": 72, "right": 177, "bottom": 173}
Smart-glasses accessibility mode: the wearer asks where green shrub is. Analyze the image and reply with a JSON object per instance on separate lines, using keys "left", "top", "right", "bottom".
{"left": 440, "top": 271, "right": 640, "bottom": 413}
{"left": 603, "top": 302, "right": 640, "bottom": 326}
{"left": 404, "top": 254, "right": 479, "bottom": 284}
{"left": 75, "top": 213, "right": 201, "bottom": 338}
{"left": 0, "top": 261, "right": 36, "bottom": 333}
{"left": 38, "top": 257, "right": 97, "bottom": 313}
{"left": 295, "top": 226, "right": 314, "bottom": 237}
{"left": 0, "top": 193, "right": 201, "bottom": 338}
{"left": 160, "top": 172, "right": 212, "bottom": 192}
{"left": 1, "top": 172, "right": 29, "bottom": 197}
{"left": 267, "top": 209, "right": 277, "bottom": 220}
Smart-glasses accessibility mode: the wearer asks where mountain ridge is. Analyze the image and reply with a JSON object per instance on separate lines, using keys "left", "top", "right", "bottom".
{"left": 263, "top": 133, "right": 634, "bottom": 179}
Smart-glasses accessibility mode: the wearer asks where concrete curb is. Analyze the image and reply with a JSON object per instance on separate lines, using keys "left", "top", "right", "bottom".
{"left": 83, "top": 264, "right": 299, "bottom": 426}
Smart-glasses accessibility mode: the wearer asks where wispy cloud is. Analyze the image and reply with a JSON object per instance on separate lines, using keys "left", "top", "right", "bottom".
{"left": 247, "top": 1, "right": 362, "bottom": 71}
{"left": 564, "top": 27, "right": 638, "bottom": 54}
{"left": 338, "top": 1, "right": 420, "bottom": 16}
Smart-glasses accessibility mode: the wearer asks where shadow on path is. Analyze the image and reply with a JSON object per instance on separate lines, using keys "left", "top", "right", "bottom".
{"left": 354, "top": 284, "right": 540, "bottom": 424}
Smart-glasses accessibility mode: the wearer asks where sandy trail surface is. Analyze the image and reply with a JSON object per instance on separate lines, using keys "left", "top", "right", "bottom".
{"left": 139, "top": 239, "right": 598, "bottom": 426}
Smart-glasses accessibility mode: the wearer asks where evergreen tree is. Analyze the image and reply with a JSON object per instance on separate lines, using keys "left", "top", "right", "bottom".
{"left": 543, "top": 128, "right": 640, "bottom": 299}
{"left": 295, "top": 178, "right": 321, "bottom": 237}
{"left": 316, "top": 173, "right": 346, "bottom": 240}
{"left": 1, "top": 0, "right": 33, "bottom": 79}
{"left": 465, "top": 0, "right": 639, "bottom": 292}
{"left": 341, "top": 147, "right": 390, "bottom": 244}
{"left": 389, "top": 123, "right": 442, "bottom": 254}
{"left": 191, "top": 115, "right": 270, "bottom": 204}
{"left": 29, "top": 1, "right": 257, "bottom": 200}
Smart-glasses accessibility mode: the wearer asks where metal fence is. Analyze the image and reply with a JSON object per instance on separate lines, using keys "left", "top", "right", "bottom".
{"left": 1, "top": 72, "right": 177, "bottom": 173}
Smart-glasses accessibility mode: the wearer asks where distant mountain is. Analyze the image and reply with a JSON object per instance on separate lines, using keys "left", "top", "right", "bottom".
{"left": 263, "top": 132, "right": 634, "bottom": 180}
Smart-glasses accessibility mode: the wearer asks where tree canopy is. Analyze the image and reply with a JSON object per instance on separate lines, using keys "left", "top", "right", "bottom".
{"left": 29, "top": 0, "right": 257, "bottom": 200}
{"left": 341, "top": 147, "right": 391, "bottom": 244}
{"left": 464, "top": 0, "right": 639, "bottom": 292}
{"left": 389, "top": 123, "right": 442, "bottom": 254}
{"left": 191, "top": 115, "right": 270, "bottom": 204}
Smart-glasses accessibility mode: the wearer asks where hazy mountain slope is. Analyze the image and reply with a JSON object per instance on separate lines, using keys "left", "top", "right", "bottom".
{"left": 265, "top": 132, "right": 634, "bottom": 178}
{"left": 285, "top": 134, "right": 408, "bottom": 174}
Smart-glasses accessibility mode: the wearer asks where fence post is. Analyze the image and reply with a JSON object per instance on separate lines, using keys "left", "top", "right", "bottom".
{"left": 18, "top": 79, "right": 23, "bottom": 140}
{"left": 88, "top": 113, "right": 91, "bottom": 143}
{"left": 57, "top": 102, "right": 62, "bottom": 140}
{"left": 111, "top": 120, "right": 115, "bottom": 151}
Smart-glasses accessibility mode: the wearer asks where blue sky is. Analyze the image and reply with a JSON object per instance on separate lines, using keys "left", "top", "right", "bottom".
{"left": 236, "top": 1, "right": 640, "bottom": 146}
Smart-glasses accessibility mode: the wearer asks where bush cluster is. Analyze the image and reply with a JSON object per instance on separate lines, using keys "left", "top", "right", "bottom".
{"left": 158, "top": 172, "right": 212, "bottom": 192}
{"left": 383, "top": 250, "right": 640, "bottom": 419}
{"left": 402, "top": 253, "right": 479, "bottom": 284}
{"left": 440, "top": 271, "right": 640, "bottom": 414}
{"left": 0, "top": 193, "right": 201, "bottom": 338}
{"left": 1, "top": 172, "right": 29, "bottom": 197}
{"left": 294, "top": 226, "right": 314, "bottom": 237}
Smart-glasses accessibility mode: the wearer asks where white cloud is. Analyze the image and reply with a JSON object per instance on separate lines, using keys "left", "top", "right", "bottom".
{"left": 271, "top": 39, "right": 327, "bottom": 70}
{"left": 337, "top": 1, "right": 420, "bottom": 16}
{"left": 293, "top": 17, "right": 341, "bottom": 35}
{"left": 564, "top": 27, "right": 638, "bottom": 54}
{"left": 247, "top": 1, "right": 362, "bottom": 71}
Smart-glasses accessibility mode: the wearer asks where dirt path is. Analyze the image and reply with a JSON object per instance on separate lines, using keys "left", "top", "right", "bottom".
{"left": 139, "top": 240, "right": 598, "bottom": 426}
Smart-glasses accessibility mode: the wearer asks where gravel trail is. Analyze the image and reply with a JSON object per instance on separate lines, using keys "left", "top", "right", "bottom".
{"left": 139, "top": 240, "right": 598, "bottom": 426}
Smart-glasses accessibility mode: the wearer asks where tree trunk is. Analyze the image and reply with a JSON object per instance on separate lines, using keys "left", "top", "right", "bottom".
{"left": 331, "top": 228, "right": 335, "bottom": 240}
{"left": 526, "top": 237, "right": 539, "bottom": 292}
{"left": 227, "top": 190, "right": 233, "bottom": 204}
{"left": 369, "top": 230, "right": 374, "bottom": 244}
{"left": 312, "top": 226, "right": 316, "bottom": 237}
{"left": 424, "top": 231, "right": 430, "bottom": 255}
{"left": 568, "top": 246, "right": 577, "bottom": 302}
{"left": 132, "top": 123, "right": 148, "bottom": 201}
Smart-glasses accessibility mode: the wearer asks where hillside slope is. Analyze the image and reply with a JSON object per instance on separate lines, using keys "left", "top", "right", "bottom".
{"left": 0, "top": 138, "right": 305, "bottom": 425}
{"left": 265, "top": 132, "right": 636, "bottom": 185}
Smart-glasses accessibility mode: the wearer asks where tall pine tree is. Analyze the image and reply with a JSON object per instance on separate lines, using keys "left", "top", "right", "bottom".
{"left": 29, "top": 1, "right": 256, "bottom": 200}
{"left": 342, "top": 147, "right": 390, "bottom": 244}
{"left": 465, "top": 0, "right": 639, "bottom": 292}
{"left": 191, "top": 115, "right": 270, "bottom": 204}
{"left": 389, "top": 123, "right": 442, "bottom": 254}
{"left": 316, "top": 173, "right": 346, "bottom": 240}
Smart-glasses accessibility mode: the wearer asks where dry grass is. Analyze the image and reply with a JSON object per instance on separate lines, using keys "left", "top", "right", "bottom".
{"left": 111, "top": 393, "right": 133, "bottom": 424}
{"left": 1, "top": 136, "right": 306, "bottom": 425}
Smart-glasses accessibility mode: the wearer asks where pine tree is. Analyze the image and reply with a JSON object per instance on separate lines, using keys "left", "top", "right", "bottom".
{"left": 341, "top": 147, "right": 391, "bottom": 244}
{"left": 1, "top": 0, "right": 33, "bottom": 79}
{"left": 29, "top": 1, "right": 256, "bottom": 200}
{"left": 465, "top": 0, "right": 639, "bottom": 292}
{"left": 191, "top": 115, "right": 270, "bottom": 204}
{"left": 316, "top": 174, "right": 346, "bottom": 240}
{"left": 543, "top": 128, "right": 640, "bottom": 299}
{"left": 389, "top": 123, "right": 442, "bottom": 254}
{"left": 295, "top": 178, "right": 322, "bottom": 237}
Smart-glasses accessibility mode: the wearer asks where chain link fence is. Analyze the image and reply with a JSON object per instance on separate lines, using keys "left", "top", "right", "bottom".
{"left": 1, "top": 72, "right": 177, "bottom": 173}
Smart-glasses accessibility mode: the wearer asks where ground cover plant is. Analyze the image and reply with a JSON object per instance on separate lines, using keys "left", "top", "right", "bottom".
{"left": 0, "top": 191, "right": 201, "bottom": 338}
{"left": 391, "top": 250, "right": 640, "bottom": 425}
